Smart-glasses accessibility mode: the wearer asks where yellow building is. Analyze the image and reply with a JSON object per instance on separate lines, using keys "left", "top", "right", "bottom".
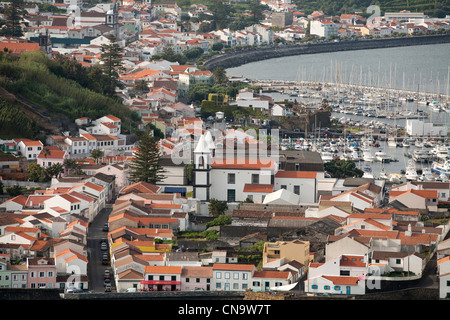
{"left": 263, "top": 239, "right": 311, "bottom": 270}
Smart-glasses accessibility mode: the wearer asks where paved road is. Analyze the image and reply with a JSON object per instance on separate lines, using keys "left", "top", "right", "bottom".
{"left": 87, "top": 206, "right": 113, "bottom": 293}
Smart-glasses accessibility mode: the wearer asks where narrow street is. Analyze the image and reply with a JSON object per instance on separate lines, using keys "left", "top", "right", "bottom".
{"left": 87, "top": 205, "right": 113, "bottom": 293}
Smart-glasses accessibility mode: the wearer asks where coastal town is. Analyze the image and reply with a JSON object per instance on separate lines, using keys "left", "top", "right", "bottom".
{"left": 0, "top": 0, "right": 449, "bottom": 303}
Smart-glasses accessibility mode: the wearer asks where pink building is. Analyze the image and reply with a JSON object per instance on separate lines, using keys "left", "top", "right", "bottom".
{"left": 37, "top": 146, "right": 68, "bottom": 168}
{"left": 180, "top": 266, "right": 212, "bottom": 291}
{"left": 27, "top": 257, "right": 57, "bottom": 289}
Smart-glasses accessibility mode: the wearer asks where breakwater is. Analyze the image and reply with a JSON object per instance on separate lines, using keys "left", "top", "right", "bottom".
{"left": 203, "top": 34, "right": 450, "bottom": 71}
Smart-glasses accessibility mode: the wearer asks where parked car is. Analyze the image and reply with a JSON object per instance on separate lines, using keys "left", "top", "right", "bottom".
{"left": 105, "top": 284, "right": 111, "bottom": 292}
{"left": 101, "top": 242, "right": 107, "bottom": 251}
{"left": 104, "top": 269, "right": 111, "bottom": 279}
{"left": 102, "top": 223, "right": 109, "bottom": 232}
{"left": 102, "top": 253, "right": 109, "bottom": 265}
{"left": 104, "top": 278, "right": 111, "bottom": 287}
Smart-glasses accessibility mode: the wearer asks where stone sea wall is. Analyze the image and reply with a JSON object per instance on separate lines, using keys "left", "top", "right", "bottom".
{"left": 203, "top": 34, "right": 450, "bottom": 71}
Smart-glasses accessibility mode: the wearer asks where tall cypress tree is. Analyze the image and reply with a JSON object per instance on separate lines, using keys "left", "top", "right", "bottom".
{"left": 100, "top": 35, "right": 123, "bottom": 96}
{"left": 129, "top": 129, "right": 165, "bottom": 184}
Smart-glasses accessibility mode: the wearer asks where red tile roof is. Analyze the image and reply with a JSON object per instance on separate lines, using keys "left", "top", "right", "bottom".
{"left": 243, "top": 184, "right": 274, "bottom": 193}
{"left": 275, "top": 171, "right": 317, "bottom": 179}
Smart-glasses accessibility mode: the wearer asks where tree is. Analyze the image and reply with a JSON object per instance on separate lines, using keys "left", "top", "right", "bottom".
{"left": 100, "top": 35, "right": 124, "bottom": 96}
{"left": 129, "top": 128, "right": 165, "bottom": 184}
{"left": 91, "top": 149, "right": 104, "bottom": 164}
{"left": 324, "top": 159, "right": 364, "bottom": 178}
{"left": 213, "top": 66, "right": 228, "bottom": 85}
{"left": 46, "top": 163, "right": 64, "bottom": 179}
{"left": 208, "top": 198, "right": 228, "bottom": 217}
{"left": 6, "top": 185, "right": 22, "bottom": 197}
{"left": 27, "top": 162, "right": 49, "bottom": 182}
{"left": 0, "top": 0, "right": 24, "bottom": 37}
{"left": 211, "top": 0, "right": 231, "bottom": 30}
{"left": 63, "top": 158, "right": 80, "bottom": 176}
{"left": 248, "top": 0, "right": 265, "bottom": 24}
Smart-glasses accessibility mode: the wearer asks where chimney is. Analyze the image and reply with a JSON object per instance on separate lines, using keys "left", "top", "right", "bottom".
{"left": 405, "top": 224, "right": 412, "bottom": 237}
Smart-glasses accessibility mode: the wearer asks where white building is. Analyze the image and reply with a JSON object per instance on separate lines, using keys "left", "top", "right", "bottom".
{"left": 406, "top": 119, "right": 448, "bottom": 137}
{"left": 235, "top": 88, "right": 270, "bottom": 110}
{"left": 438, "top": 256, "right": 450, "bottom": 299}
{"left": 310, "top": 20, "right": 338, "bottom": 38}
{"left": 305, "top": 254, "right": 368, "bottom": 295}
{"left": 212, "top": 263, "right": 255, "bottom": 291}
{"left": 15, "top": 139, "right": 43, "bottom": 160}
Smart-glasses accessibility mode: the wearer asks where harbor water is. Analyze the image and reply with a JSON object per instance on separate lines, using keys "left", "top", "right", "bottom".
{"left": 226, "top": 43, "right": 450, "bottom": 179}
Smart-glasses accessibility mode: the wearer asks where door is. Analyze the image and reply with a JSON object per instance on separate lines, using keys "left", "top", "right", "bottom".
{"left": 227, "top": 189, "right": 236, "bottom": 202}
{"left": 346, "top": 286, "right": 351, "bottom": 294}
{"left": 265, "top": 281, "right": 270, "bottom": 291}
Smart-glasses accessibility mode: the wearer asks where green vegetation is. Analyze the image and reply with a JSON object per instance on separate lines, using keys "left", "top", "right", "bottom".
{"left": 208, "top": 198, "right": 228, "bottom": 217}
{"left": 0, "top": 96, "right": 43, "bottom": 139}
{"left": 290, "top": 0, "right": 449, "bottom": 17}
{"left": 206, "top": 214, "right": 232, "bottom": 228}
{"left": 178, "top": 229, "right": 220, "bottom": 241}
{"left": 0, "top": 50, "right": 139, "bottom": 137}
{"left": 128, "top": 128, "right": 166, "bottom": 184}
{"left": 324, "top": 158, "right": 364, "bottom": 178}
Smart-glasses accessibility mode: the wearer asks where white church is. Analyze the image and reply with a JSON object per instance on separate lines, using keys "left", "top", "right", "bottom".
{"left": 192, "top": 131, "right": 320, "bottom": 204}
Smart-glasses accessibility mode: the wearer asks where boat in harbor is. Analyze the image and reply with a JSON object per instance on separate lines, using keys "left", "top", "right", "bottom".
{"left": 402, "top": 139, "right": 411, "bottom": 148}
{"left": 362, "top": 165, "right": 374, "bottom": 179}
{"left": 362, "top": 148, "right": 375, "bottom": 162}
{"left": 431, "top": 160, "right": 450, "bottom": 176}
{"left": 405, "top": 160, "right": 418, "bottom": 181}
{"left": 387, "top": 137, "right": 397, "bottom": 148}
{"left": 375, "top": 149, "right": 391, "bottom": 163}
{"left": 321, "top": 151, "right": 334, "bottom": 163}
{"left": 412, "top": 148, "right": 431, "bottom": 163}
{"left": 419, "top": 167, "right": 435, "bottom": 181}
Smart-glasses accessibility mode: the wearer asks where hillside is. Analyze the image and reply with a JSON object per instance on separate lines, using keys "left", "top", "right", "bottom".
{"left": 292, "top": 0, "right": 449, "bottom": 17}
{"left": 0, "top": 50, "right": 139, "bottom": 140}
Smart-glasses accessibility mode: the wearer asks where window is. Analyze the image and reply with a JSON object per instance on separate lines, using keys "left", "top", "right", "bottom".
{"left": 242, "top": 273, "right": 248, "bottom": 280}
{"left": 159, "top": 275, "right": 164, "bottom": 280}
{"left": 171, "top": 276, "right": 176, "bottom": 281}
{"left": 251, "top": 174, "right": 259, "bottom": 184}
{"left": 216, "top": 272, "right": 222, "bottom": 279}
{"left": 233, "top": 273, "right": 239, "bottom": 280}
{"left": 48, "top": 272, "right": 54, "bottom": 277}
{"left": 148, "top": 275, "right": 153, "bottom": 281}
{"left": 233, "top": 283, "right": 239, "bottom": 290}
{"left": 312, "top": 284, "right": 318, "bottom": 289}
{"left": 324, "top": 285, "right": 330, "bottom": 290}
{"left": 281, "top": 185, "right": 287, "bottom": 190}
{"left": 196, "top": 278, "right": 200, "bottom": 283}
{"left": 39, "top": 272, "right": 45, "bottom": 278}
{"left": 334, "top": 286, "right": 341, "bottom": 290}
{"left": 396, "top": 259, "right": 401, "bottom": 264}
{"left": 340, "top": 270, "right": 350, "bottom": 276}
{"left": 225, "top": 272, "right": 230, "bottom": 279}
{"left": 242, "top": 284, "right": 248, "bottom": 290}
{"left": 216, "top": 282, "right": 221, "bottom": 289}
{"left": 294, "top": 185, "right": 300, "bottom": 195}
{"left": 253, "top": 281, "right": 260, "bottom": 286}
{"left": 227, "top": 173, "right": 235, "bottom": 184}
{"left": 186, "top": 278, "right": 190, "bottom": 283}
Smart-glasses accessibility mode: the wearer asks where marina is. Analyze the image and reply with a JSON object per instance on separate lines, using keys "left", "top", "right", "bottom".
{"left": 227, "top": 43, "right": 450, "bottom": 183}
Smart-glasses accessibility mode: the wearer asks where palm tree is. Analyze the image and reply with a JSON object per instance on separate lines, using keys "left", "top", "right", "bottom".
{"left": 42, "top": 147, "right": 51, "bottom": 158}
{"left": 91, "top": 149, "right": 103, "bottom": 164}
{"left": 63, "top": 158, "right": 79, "bottom": 176}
